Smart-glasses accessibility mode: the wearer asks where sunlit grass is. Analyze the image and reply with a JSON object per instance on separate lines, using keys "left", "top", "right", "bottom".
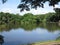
{"left": 32, "top": 40, "right": 60, "bottom": 45}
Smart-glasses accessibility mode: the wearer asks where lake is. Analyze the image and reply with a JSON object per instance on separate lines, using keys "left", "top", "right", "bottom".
{"left": 0, "top": 23, "right": 60, "bottom": 45}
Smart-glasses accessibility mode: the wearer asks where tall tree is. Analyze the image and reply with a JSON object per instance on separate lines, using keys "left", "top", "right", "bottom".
{"left": 54, "top": 8, "right": 60, "bottom": 14}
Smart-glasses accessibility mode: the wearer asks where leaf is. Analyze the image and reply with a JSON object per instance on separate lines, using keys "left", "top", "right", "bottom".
{"left": 2, "top": 0, "right": 7, "bottom": 4}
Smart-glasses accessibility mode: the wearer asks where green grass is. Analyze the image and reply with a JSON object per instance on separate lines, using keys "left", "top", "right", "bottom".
{"left": 32, "top": 40, "right": 60, "bottom": 45}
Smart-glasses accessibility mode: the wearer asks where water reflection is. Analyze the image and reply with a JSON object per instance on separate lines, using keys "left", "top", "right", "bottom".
{"left": 58, "top": 22, "right": 60, "bottom": 26}
{"left": 56, "top": 32, "right": 60, "bottom": 40}
{"left": 0, "top": 23, "right": 60, "bottom": 45}
{"left": 0, "top": 23, "right": 60, "bottom": 32}
{"left": 0, "top": 35, "right": 4, "bottom": 45}
{"left": 56, "top": 36, "right": 60, "bottom": 40}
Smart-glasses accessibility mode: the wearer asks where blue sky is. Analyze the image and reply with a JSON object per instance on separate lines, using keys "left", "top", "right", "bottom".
{"left": 0, "top": 0, "right": 60, "bottom": 15}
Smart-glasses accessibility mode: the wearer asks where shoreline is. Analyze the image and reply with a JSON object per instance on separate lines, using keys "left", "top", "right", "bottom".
{"left": 32, "top": 40, "right": 60, "bottom": 45}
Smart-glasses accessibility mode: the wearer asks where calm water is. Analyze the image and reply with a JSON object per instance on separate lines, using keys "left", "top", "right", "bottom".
{"left": 0, "top": 23, "right": 60, "bottom": 45}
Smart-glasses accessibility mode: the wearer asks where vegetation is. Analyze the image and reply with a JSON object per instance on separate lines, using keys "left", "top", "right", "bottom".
{"left": 0, "top": 12, "right": 22, "bottom": 25}
{"left": 18, "top": 0, "right": 60, "bottom": 11}
{"left": 0, "top": 8, "right": 60, "bottom": 25}
{"left": 0, "top": 10, "right": 60, "bottom": 32}
{"left": 31, "top": 40, "right": 60, "bottom": 45}
{"left": 0, "top": 0, "right": 60, "bottom": 45}
{"left": 31, "top": 36, "right": 60, "bottom": 45}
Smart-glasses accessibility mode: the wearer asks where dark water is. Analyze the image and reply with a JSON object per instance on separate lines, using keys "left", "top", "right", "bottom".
{"left": 0, "top": 23, "right": 60, "bottom": 45}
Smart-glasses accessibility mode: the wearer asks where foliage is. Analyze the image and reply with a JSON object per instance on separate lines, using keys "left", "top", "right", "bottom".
{"left": 46, "top": 8, "right": 60, "bottom": 22}
{"left": 0, "top": 10, "right": 60, "bottom": 25}
{"left": 18, "top": 0, "right": 60, "bottom": 11}
{"left": 0, "top": 7, "right": 60, "bottom": 24}
{"left": 1, "top": 0, "right": 7, "bottom": 4}
{"left": 0, "top": 12, "right": 60, "bottom": 31}
{"left": 0, "top": 12, "right": 22, "bottom": 25}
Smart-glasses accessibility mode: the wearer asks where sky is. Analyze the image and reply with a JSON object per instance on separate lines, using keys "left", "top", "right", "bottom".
{"left": 0, "top": 0, "right": 60, "bottom": 15}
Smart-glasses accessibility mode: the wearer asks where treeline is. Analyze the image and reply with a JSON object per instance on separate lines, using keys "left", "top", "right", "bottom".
{"left": 0, "top": 12, "right": 21, "bottom": 25}
{"left": 0, "top": 11, "right": 60, "bottom": 25}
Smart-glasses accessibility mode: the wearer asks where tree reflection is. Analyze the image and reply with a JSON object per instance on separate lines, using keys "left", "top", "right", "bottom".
{"left": 0, "top": 35, "right": 4, "bottom": 45}
{"left": 44, "top": 23, "right": 60, "bottom": 32}
{"left": 56, "top": 36, "right": 60, "bottom": 41}
{"left": 58, "top": 22, "right": 60, "bottom": 26}
{"left": 0, "top": 23, "right": 60, "bottom": 32}
{"left": 56, "top": 32, "right": 60, "bottom": 40}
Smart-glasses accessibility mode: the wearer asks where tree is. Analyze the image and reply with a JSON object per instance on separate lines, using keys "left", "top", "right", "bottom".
{"left": 54, "top": 8, "right": 60, "bottom": 14}
{"left": 2, "top": 0, "right": 7, "bottom": 4}
{"left": 1, "top": 0, "right": 60, "bottom": 11}
{"left": 18, "top": 0, "right": 60, "bottom": 11}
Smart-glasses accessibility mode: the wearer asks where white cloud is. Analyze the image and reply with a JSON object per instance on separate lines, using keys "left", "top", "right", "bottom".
{"left": 55, "top": 5, "right": 60, "bottom": 8}
{"left": 0, "top": 8, "right": 19, "bottom": 14}
{"left": 54, "top": 2, "right": 60, "bottom": 8}
{"left": 0, "top": 1, "right": 60, "bottom": 15}
{"left": 20, "top": 7, "right": 55, "bottom": 15}
{"left": 0, "top": 7, "right": 55, "bottom": 15}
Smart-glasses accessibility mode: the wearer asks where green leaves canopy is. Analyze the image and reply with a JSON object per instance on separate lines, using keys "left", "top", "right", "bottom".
{"left": 2, "top": 0, "right": 7, "bottom": 4}
{"left": 18, "top": 0, "right": 60, "bottom": 11}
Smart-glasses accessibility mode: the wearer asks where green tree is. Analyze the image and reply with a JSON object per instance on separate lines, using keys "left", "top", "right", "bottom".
{"left": 2, "top": 0, "right": 7, "bottom": 4}
{"left": 18, "top": 0, "right": 60, "bottom": 11}
{"left": 54, "top": 8, "right": 60, "bottom": 15}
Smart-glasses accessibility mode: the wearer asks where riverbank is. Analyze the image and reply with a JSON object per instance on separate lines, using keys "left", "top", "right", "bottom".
{"left": 32, "top": 40, "right": 60, "bottom": 45}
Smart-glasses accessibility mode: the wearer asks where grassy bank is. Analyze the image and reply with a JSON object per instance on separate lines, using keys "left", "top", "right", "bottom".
{"left": 32, "top": 40, "right": 60, "bottom": 45}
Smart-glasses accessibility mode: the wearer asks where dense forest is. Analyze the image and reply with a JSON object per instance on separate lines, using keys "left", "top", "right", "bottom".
{"left": 0, "top": 9, "right": 60, "bottom": 25}
{"left": 0, "top": 12, "right": 60, "bottom": 32}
